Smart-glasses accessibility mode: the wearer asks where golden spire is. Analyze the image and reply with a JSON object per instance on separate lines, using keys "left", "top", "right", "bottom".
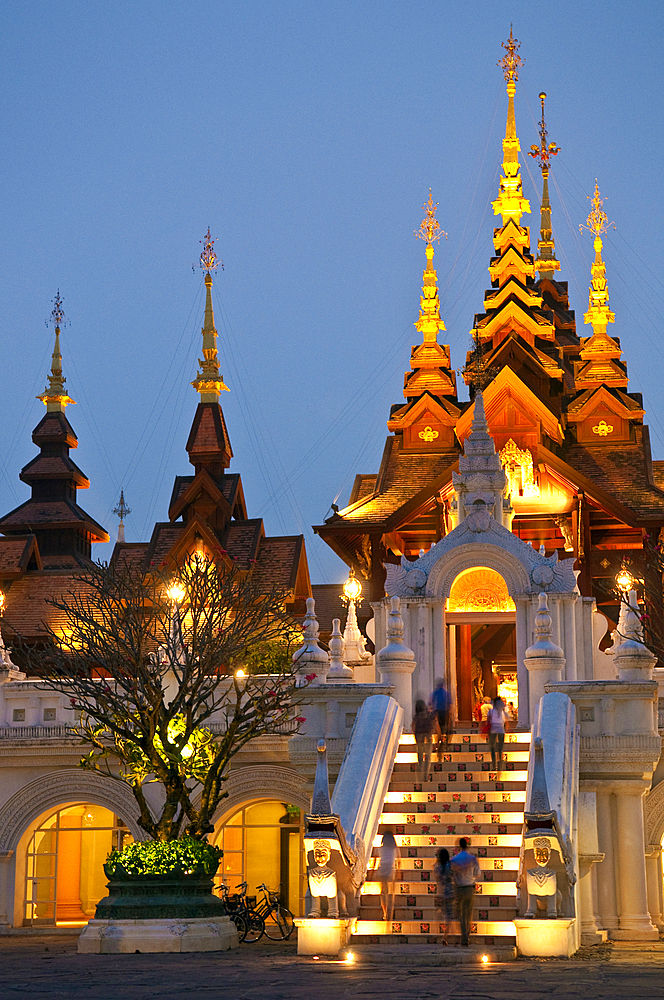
{"left": 492, "top": 26, "right": 530, "bottom": 226}
{"left": 580, "top": 181, "right": 616, "bottom": 338}
{"left": 37, "top": 291, "right": 75, "bottom": 412}
{"left": 528, "top": 92, "right": 561, "bottom": 278}
{"left": 413, "top": 190, "right": 447, "bottom": 343}
{"left": 191, "top": 227, "right": 230, "bottom": 401}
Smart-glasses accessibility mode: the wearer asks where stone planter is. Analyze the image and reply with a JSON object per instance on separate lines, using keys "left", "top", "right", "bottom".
{"left": 78, "top": 868, "right": 239, "bottom": 954}
{"left": 94, "top": 869, "right": 228, "bottom": 920}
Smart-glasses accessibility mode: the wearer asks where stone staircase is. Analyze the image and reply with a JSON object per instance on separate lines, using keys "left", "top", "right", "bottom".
{"left": 352, "top": 728, "right": 530, "bottom": 948}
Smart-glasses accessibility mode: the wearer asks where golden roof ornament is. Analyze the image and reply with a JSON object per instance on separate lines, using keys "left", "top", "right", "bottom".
{"left": 413, "top": 191, "right": 447, "bottom": 344}
{"left": 414, "top": 190, "right": 447, "bottom": 246}
{"left": 191, "top": 227, "right": 230, "bottom": 401}
{"left": 528, "top": 92, "right": 561, "bottom": 277}
{"left": 492, "top": 26, "right": 530, "bottom": 227}
{"left": 37, "top": 290, "right": 75, "bottom": 412}
{"left": 580, "top": 181, "right": 616, "bottom": 338}
{"left": 497, "top": 24, "right": 524, "bottom": 83}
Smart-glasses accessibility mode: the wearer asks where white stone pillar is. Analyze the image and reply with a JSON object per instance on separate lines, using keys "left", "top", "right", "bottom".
{"left": 645, "top": 845, "right": 664, "bottom": 932}
{"left": 0, "top": 851, "right": 14, "bottom": 929}
{"left": 328, "top": 619, "right": 352, "bottom": 680}
{"left": 377, "top": 598, "right": 416, "bottom": 730}
{"left": 524, "top": 593, "right": 565, "bottom": 723}
{"left": 613, "top": 788, "right": 658, "bottom": 939}
{"left": 595, "top": 789, "right": 619, "bottom": 931}
{"left": 293, "top": 597, "right": 329, "bottom": 684}
{"left": 578, "top": 854, "right": 605, "bottom": 943}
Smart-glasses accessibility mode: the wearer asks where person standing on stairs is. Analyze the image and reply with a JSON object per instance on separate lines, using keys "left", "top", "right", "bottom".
{"left": 412, "top": 699, "right": 434, "bottom": 780}
{"left": 488, "top": 696, "right": 508, "bottom": 771}
{"left": 376, "top": 830, "right": 401, "bottom": 922}
{"left": 450, "top": 837, "right": 481, "bottom": 947}
{"left": 430, "top": 678, "right": 451, "bottom": 758}
{"left": 433, "top": 847, "right": 455, "bottom": 945}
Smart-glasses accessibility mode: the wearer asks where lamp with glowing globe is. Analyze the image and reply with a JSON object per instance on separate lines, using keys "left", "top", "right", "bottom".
{"left": 339, "top": 568, "right": 371, "bottom": 670}
{"left": 167, "top": 581, "right": 186, "bottom": 605}
{"left": 615, "top": 564, "right": 635, "bottom": 594}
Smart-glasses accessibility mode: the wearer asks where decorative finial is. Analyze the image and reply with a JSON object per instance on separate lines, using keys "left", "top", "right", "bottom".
{"left": 113, "top": 489, "right": 131, "bottom": 544}
{"left": 460, "top": 328, "right": 500, "bottom": 395}
{"left": 580, "top": 181, "right": 616, "bottom": 338}
{"left": 191, "top": 228, "right": 230, "bottom": 401}
{"left": 113, "top": 488, "right": 131, "bottom": 523}
{"left": 528, "top": 93, "right": 561, "bottom": 278}
{"left": 37, "top": 291, "right": 75, "bottom": 412}
{"left": 414, "top": 190, "right": 447, "bottom": 246}
{"left": 492, "top": 29, "right": 530, "bottom": 226}
{"left": 197, "top": 226, "right": 223, "bottom": 273}
{"left": 497, "top": 24, "right": 524, "bottom": 83}
{"left": 50, "top": 290, "right": 66, "bottom": 330}
{"left": 580, "top": 181, "right": 615, "bottom": 240}
{"left": 413, "top": 192, "right": 447, "bottom": 345}
{"left": 529, "top": 93, "right": 560, "bottom": 171}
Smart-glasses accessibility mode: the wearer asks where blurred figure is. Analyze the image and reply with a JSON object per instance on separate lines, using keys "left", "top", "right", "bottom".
{"left": 434, "top": 846, "right": 455, "bottom": 945}
{"left": 430, "top": 678, "right": 451, "bottom": 756}
{"left": 412, "top": 699, "right": 434, "bottom": 780}
{"left": 489, "top": 696, "right": 508, "bottom": 770}
{"left": 450, "top": 837, "right": 481, "bottom": 946}
{"left": 376, "top": 830, "right": 400, "bottom": 921}
{"left": 480, "top": 695, "right": 492, "bottom": 735}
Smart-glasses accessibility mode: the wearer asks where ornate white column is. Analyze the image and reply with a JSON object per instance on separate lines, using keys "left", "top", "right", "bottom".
{"left": 595, "top": 789, "right": 619, "bottom": 932}
{"left": 0, "top": 851, "right": 14, "bottom": 929}
{"left": 645, "top": 844, "right": 664, "bottom": 932}
{"left": 524, "top": 593, "right": 565, "bottom": 722}
{"left": 613, "top": 787, "right": 658, "bottom": 939}
{"left": 377, "top": 598, "right": 416, "bottom": 729}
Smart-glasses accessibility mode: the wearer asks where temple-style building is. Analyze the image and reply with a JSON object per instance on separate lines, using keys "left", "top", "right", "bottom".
{"left": 315, "top": 50, "right": 664, "bottom": 660}
{"left": 2, "top": 31, "right": 664, "bottom": 959}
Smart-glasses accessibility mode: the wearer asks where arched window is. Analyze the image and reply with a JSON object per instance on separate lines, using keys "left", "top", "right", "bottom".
{"left": 24, "top": 804, "right": 131, "bottom": 926}
{"left": 213, "top": 801, "right": 304, "bottom": 915}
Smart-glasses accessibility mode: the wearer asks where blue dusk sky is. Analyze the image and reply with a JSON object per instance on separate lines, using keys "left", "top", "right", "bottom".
{"left": 0, "top": 1, "right": 661, "bottom": 583}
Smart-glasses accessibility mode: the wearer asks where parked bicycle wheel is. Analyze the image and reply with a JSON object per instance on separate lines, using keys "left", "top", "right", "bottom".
{"left": 243, "top": 910, "right": 265, "bottom": 943}
{"left": 230, "top": 912, "right": 247, "bottom": 943}
{"left": 263, "top": 904, "right": 294, "bottom": 940}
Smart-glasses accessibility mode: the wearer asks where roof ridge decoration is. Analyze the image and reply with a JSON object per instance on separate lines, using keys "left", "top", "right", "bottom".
{"left": 493, "top": 27, "right": 530, "bottom": 227}
{"left": 37, "top": 291, "right": 75, "bottom": 413}
{"left": 528, "top": 92, "right": 561, "bottom": 278}
{"left": 580, "top": 181, "right": 617, "bottom": 343}
{"left": 402, "top": 192, "right": 457, "bottom": 401}
{"left": 191, "top": 228, "right": 230, "bottom": 402}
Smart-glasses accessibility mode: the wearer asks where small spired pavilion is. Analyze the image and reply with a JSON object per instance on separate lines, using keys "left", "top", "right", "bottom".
{"left": 110, "top": 229, "right": 311, "bottom": 612}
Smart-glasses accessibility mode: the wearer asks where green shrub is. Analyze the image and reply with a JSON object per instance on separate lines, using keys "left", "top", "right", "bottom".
{"left": 105, "top": 836, "right": 222, "bottom": 877}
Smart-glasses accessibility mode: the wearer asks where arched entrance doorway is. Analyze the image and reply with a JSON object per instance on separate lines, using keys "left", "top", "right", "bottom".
{"left": 212, "top": 801, "right": 304, "bottom": 915}
{"left": 446, "top": 567, "right": 517, "bottom": 722}
{"left": 21, "top": 803, "right": 132, "bottom": 927}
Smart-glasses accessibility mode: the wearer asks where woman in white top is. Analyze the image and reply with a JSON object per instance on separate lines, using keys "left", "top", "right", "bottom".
{"left": 376, "top": 831, "right": 401, "bottom": 921}
{"left": 488, "top": 696, "right": 507, "bottom": 771}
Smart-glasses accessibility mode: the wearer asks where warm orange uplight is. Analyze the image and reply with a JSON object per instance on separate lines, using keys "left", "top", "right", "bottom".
{"left": 167, "top": 581, "right": 186, "bottom": 604}
{"left": 481, "top": 954, "right": 489, "bottom": 965}
{"left": 0, "top": 589, "right": 5, "bottom": 615}
{"left": 235, "top": 669, "right": 246, "bottom": 680}
{"left": 344, "top": 951, "right": 355, "bottom": 964}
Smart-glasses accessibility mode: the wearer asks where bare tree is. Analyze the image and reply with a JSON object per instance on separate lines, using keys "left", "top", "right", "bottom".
{"left": 13, "top": 557, "right": 308, "bottom": 842}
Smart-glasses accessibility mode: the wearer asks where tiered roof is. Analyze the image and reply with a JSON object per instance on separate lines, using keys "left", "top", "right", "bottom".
{"left": 315, "top": 31, "right": 664, "bottom": 611}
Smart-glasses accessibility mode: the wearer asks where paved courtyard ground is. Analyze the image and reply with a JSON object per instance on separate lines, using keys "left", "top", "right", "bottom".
{"left": 1, "top": 934, "right": 664, "bottom": 1000}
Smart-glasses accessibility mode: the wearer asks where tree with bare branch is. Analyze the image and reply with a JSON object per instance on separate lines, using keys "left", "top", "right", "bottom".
{"left": 14, "top": 556, "right": 308, "bottom": 843}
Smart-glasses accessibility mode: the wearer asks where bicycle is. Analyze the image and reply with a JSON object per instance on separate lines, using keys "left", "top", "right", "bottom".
{"left": 219, "top": 881, "right": 265, "bottom": 942}
{"left": 253, "top": 883, "right": 295, "bottom": 940}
